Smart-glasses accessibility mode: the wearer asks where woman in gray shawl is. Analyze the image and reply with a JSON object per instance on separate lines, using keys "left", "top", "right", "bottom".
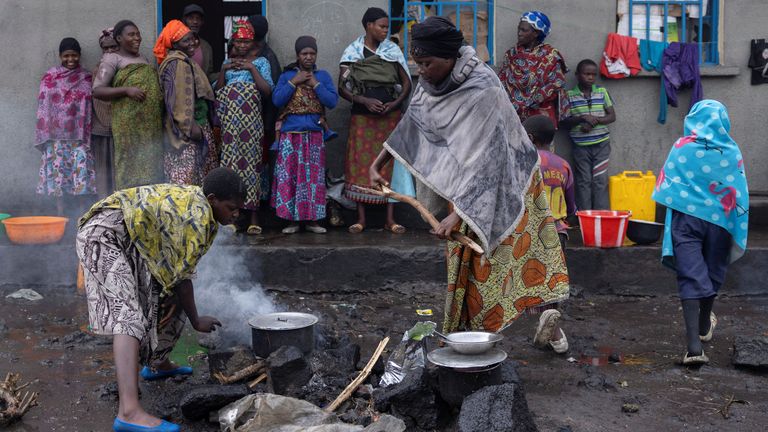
{"left": 370, "top": 17, "right": 570, "bottom": 353}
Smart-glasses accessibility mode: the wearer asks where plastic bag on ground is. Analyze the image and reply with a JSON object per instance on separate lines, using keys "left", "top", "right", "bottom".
{"left": 218, "top": 393, "right": 405, "bottom": 432}
{"left": 379, "top": 321, "right": 436, "bottom": 387}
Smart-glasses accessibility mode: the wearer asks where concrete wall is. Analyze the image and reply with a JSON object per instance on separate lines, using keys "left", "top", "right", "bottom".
{"left": 266, "top": 0, "right": 389, "bottom": 177}
{"left": 494, "top": 0, "right": 768, "bottom": 193}
{"left": 0, "top": 0, "right": 157, "bottom": 212}
{"left": 1, "top": 0, "right": 766, "bottom": 215}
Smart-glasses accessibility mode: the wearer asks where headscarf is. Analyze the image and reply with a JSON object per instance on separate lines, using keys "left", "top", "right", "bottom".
{"left": 295, "top": 35, "right": 317, "bottom": 54}
{"left": 231, "top": 19, "right": 255, "bottom": 40}
{"left": 652, "top": 100, "right": 749, "bottom": 267}
{"left": 362, "top": 7, "right": 388, "bottom": 27}
{"left": 521, "top": 11, "right": 551, "bottom": 42}
{"left": 153, "top": 19, "right": 191, "bottom": 64}
{"left": 410, "top": 16, "right": 464, "bottom": 59}
{"left": 98, "top": 28, "right": 115, "bottom": 47}
{"left": 248, "top": 15, "right": 269, "bottom": 41}
{"left": 59, "top": 37, "right": 81, "bottom": 54}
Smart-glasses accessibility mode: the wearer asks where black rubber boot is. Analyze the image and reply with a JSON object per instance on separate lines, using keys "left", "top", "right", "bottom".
{"left": 681, "top": 299, "right": 703, "bottom": 356}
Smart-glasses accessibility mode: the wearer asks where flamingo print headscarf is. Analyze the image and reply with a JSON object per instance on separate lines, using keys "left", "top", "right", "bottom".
{"left": 653, "top": 99, "right": 749, "bottom": 266}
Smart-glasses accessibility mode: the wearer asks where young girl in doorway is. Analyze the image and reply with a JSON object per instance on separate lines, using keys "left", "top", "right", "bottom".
{"left": 36, "top": 37, "right": 96, "bottom": 215}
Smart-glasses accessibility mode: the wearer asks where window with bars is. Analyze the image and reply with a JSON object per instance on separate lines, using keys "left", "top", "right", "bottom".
{"left": 617, "top": 0, "right": 721, "bottom": 65}
{"left": 389, "top": 1, "right": 494, "bottom": 64}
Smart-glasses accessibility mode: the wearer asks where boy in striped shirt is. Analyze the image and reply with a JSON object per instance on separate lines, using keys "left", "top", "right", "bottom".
{"left": 562, "top": 59, "right": 616, "bottom": 210}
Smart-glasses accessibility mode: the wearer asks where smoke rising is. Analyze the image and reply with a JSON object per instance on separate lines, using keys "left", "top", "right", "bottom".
{"left": 194, "top": 235, "right": 279, "bottom": 347}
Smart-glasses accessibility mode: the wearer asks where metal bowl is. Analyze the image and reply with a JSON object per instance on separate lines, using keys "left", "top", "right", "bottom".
{"left": 626, "top": 219, "right": 664, "bottom": 245}
{"left": 444, "top": 331, "right": 504, "bottom": 355}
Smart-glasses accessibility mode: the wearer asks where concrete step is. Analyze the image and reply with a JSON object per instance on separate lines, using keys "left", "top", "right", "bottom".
{"left": 2, "top": 229, "right": 766, "bottom": 297}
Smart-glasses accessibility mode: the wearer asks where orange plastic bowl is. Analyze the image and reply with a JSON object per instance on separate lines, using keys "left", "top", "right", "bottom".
{"left": 2, "top": 216, "right": 69, "bottom": 245}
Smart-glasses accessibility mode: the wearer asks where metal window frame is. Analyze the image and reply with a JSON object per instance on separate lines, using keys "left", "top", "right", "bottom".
{"left": 627, "top": 0, "right": 719, "bottom": 65}
{"left": 389, "top": 0, "right": 494, "bottom": 64}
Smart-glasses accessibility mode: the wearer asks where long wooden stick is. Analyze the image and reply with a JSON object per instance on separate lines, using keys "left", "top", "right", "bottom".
{"left": 325, "top": 337, "right": 390, "bottom": 412}
{"left": 357, "top": 186, "right": 484, "bottom": 254}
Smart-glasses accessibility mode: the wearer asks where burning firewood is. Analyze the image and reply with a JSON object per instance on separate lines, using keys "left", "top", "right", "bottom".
{"left": 213, "top": 361, "right": 266, "bottom": 384}
{"left": 0, "top": 373, "right": 38, "bottom": 426}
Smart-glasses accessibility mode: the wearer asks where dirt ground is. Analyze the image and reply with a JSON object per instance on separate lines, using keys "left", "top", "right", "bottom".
{"left": 1, "top": 283, "right": 767, "bottom": 432}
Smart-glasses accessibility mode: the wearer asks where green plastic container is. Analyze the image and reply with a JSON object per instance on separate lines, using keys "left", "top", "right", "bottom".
{"left": 0, "top": 213, "right": 10, "bottom": 240}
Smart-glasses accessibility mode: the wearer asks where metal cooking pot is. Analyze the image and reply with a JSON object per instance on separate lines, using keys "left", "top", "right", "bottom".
{"left": 437, "top": 363, "right": 503, "bottom": 407}
{"left": 248, "top": 312, "right": 318, "bottom": 358}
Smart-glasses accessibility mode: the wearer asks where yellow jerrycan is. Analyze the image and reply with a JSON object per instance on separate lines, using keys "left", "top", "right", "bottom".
{"left": 609, "top": 171, "right": 657, "bottom": 221}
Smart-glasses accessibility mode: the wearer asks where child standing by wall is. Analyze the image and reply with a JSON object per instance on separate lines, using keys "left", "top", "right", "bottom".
{"left": 524, "top": 115, "right": 577, "bottom": 250}
{"left": 36, "top": 37, "right": 96, "bottom": 215}
{"left": 562, "top": 59, "right": 616, "bottom": 210}
{"left": 652, "top": 100, "right": 749, "bottom": 366}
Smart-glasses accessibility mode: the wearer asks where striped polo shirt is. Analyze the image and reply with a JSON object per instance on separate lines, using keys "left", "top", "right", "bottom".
{"left": 566, "top": 85, "right": 613, "bottom": 146}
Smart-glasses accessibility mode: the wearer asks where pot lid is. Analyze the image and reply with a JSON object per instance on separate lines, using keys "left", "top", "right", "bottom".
{"left": 248, "top": 312, "right": 318, "bottom": 330}
{"left": 427, "top": 347, "right": 507, "bottom": 369}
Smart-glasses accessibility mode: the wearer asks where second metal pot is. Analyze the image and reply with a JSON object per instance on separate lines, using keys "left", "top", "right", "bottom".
{"left": 248, "top": 312, "right": 318, "bottom": 358}
{"left": 437, "top": 363, "right": 503, "bottom": 407}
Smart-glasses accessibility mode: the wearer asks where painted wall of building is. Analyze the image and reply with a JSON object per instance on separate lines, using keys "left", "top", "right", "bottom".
{"left": 0, "top": 0, "right": 157, "bottom": 212}
{"left": 495, "top": 0, "right": 767, "bottom": 193}
{"left": 1, "top": 0, "right": 765, "bottom": 214}
{"left": 266, "top": 0, "right": 389, "bottom": 178}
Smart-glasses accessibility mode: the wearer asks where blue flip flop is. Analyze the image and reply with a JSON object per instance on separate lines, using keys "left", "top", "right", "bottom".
{"left": 140, "top": 365, "right": 193, "bottom": 381}
{"left": 113, "top": 417, "right": 180, "bottom": 431}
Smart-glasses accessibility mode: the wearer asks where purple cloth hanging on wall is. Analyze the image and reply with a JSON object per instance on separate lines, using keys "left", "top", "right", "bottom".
{"left": 661, "top": 43, "right": 703, "bottom": 109}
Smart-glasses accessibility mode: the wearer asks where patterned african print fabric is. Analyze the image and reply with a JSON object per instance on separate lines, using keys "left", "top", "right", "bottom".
{"left": 271, "top": 131, "right": 326, "bottom": 221}
{"left": 77, "top": 209, "right": 162, "bottom": 363}
{"left": 443, "top": 169, "right": 570, "bottom": 333}
{"left": 77, "top": 209, "right": 188, "bottom": 365}
{"left": 35, "top": 65, "right": 96, "bottom": 196}
{"left": 79, "top": 184, "right": 218, "bottom": 295}
{"left": 200, "top": 123, "right": 219, "bottom": 177}
{"left": 164, "top": 141, "right": 201, "bottom": 185}
{"left": 343, "top": 111, "right": 400, "bottom": 204}
{"left": 35, "top": 65, "right": 93, "bottom": 148}
{"left": 278, "top": 85, "right": 324, "bottom": 119}
{"left": 217, "top": 81, "right": 264, "bottom": 209}
{"left": 37, "top": 140, "right": 96, "bottom": 196}
{"left": 159, "top": 51, "right": 216, "bottom": 185}
{"left": 498, "top": 43, "right": 569, "bottom": 125}
{"left": 111, "top": 64, "right": 164, "bottom": 189}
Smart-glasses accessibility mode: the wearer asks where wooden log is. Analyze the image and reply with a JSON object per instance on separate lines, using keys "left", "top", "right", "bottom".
{"left": 325, "top": 337, "right": 390, "bottom": 413}
{"left": 357, "top": 185, "right": 484, "bottom": 254}
{"left": 247, "top": 373, "right": 268, "bottom": 389}
{"left": 213, "top": 362, "right": 265, "bottom": 384}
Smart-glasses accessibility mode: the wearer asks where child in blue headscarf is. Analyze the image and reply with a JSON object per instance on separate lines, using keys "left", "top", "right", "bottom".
{"left": 652, "top": 100, "right": 749, "bottom": 366}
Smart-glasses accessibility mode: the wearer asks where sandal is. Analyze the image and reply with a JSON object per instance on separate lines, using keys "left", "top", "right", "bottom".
{"left": 246, "top": 225, "right": 263, "bottom": 235}
{"left": 682, "top": 351, "right": 709, "bottom": 366}
{"left": 549, "top": 330, "right": 569, "bottom": 354}
{"left": 385, "top": 223, "right": 406, "bottom": 234}
{"left": 282, "top": 224, "right": 300, "bottom": 234}
{"left": 700, "top": 312, "right": 717, "bottom": 342}
{"left": 533, "top": 309, "right": 561, "bottom": 347}
{"left": 348, "top": 223, "right": 365, "bottom": 234}
{"left": 305, "top": 224, "right": 327, "bottom": 234}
